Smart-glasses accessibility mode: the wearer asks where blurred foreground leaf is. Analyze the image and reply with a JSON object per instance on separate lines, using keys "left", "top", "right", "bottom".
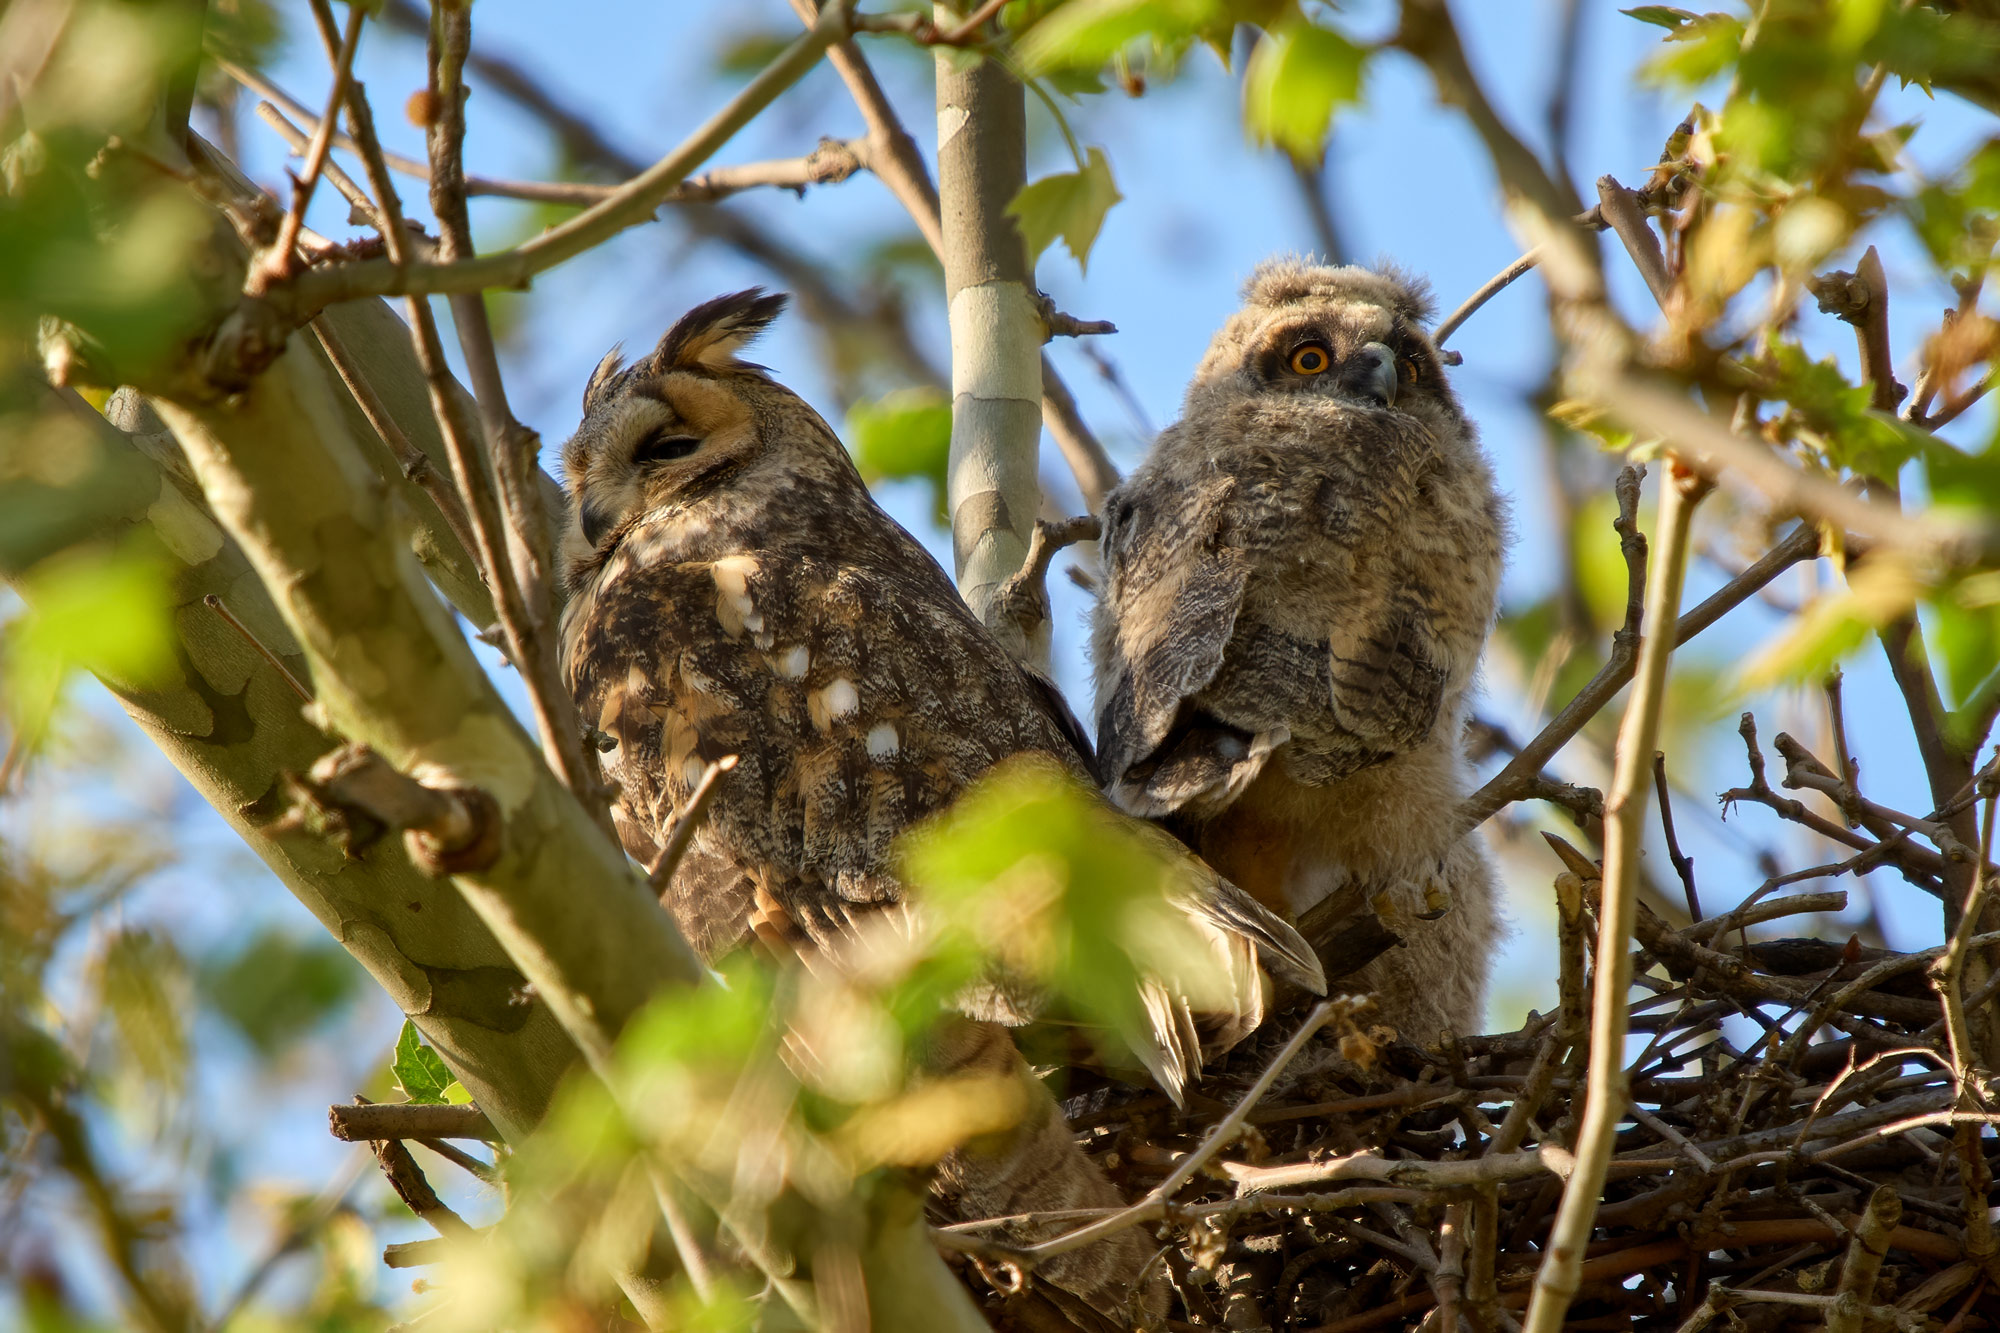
{"left": 849, "top": 387, "right": 952, "bottom": 520}
{"left": 3, "top": 540, "right": 175, "bottom": 742}
{"left": 1243, "top": 19, "right": 1367, "bottom": 161}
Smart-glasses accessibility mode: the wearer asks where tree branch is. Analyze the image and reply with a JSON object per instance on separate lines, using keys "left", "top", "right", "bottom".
{"left": 934, "top": 38, "right": 1046, "bottom": 664}
{"left": 1522, "top": 462, "right": 1706, "bottom": 1333}
{"left": 202, "top": 3, "right": 855, "bottom": 383}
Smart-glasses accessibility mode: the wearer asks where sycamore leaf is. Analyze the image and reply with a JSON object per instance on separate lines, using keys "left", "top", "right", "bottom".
{"left": 848, "top": 388, "right": 952, "bottom": 522}
{"left": 1735, "top": 555, "right": 1922, "bottom": 692}
{"left": 1242, "top": 20, "right": 1367, "bottom": 162}
{"left": 1007, "top": 146, "right": 1122, "bottom": 273}
{"left": 1016, "top": 0, "right": 1231, "bottom": 73}
{"left": 1622, "top": 5, "right": 1700, "bottom": 30}
{"left": 393, "top": 1020, "right": 460, "bottom": 1105}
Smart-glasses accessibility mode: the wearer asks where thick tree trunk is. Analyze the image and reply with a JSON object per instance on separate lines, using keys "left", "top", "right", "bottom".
{"left": 6, "top": 378, "right": 583, "bottom": 1137}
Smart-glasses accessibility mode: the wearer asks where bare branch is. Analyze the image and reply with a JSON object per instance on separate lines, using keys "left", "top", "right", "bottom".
{"left": 206, "top": 2, "right": 856, "bottom": 373}
{"left": 1595, "top": 175, "right": 1672, "bottom": 309}
{"left": 1434, "top": 247, "right": 1541, "bottom": 350}
{"left": 1461, "top": 507, "right": 1817, "bottom": 834}
{"left": 262, "top": 0, "right": 365, "bottom": 280}
{"left": 1523, "top": 462, "right": 1706, "bottom": 1333}
{"left": 328, "top": 1102, "right": 501, "bottom": 1143}
{"left": 996, "top": 515, "right": 1102, "bottom": 646}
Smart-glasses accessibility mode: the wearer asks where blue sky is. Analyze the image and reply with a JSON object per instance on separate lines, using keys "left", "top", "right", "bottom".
{"left": 12, "top": 0, "right": 1998, "bottom": 1322}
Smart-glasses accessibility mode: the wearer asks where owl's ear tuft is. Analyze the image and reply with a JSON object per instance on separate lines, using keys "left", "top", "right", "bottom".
{"left": 650, "top": 289, "right": 790, "bottom": 373}
{"left": 582, "top": 344, "right": 626, "bottom": 414}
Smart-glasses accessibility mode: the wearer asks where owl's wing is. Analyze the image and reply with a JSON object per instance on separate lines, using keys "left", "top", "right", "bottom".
{"left": 1095, "top": 473, "right": 1285, "bottom": 819}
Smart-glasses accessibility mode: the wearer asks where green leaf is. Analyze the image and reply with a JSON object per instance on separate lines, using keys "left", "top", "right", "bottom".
{"left": 1622, "top": 5, "right": 1700, "bottom": 30}
{"left": 900, "top": 757, "right": 1227, "bottom": 1076}
{"left": 392, "top": 1020, "right": 457, "bottom": 1105}
{"left": 1005, "top": 145, "right": 1122, "bottom": 273}
{"left": 1015, "top": 0, "right": 1232, "bottom": 73}
{"left": 1242, "top": 20, "right": 1367, "bottom": 162}
{"left": 848, "top": 387, "right": 952, "bottom": 521}
{"left": 4, "top": 541, "right": 175, "bottom": 741}
{"left": 201, "top": 927, "right": 363, "bottom": 1057}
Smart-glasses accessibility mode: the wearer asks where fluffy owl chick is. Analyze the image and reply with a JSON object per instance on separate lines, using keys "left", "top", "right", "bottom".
{"left": 1093, "top": 260, "right": 1507, "bottom": 1047}
{"left": 556, "top": 290, "right": 1324, "bottom": 1320}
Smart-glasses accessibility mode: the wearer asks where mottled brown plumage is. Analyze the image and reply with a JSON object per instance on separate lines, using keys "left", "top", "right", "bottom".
{"left": 1093, "top": 260, "right": 1507, "bottom": 1047}
{"left": 556, "top": 290, "right": 1323, "bottom": 1321}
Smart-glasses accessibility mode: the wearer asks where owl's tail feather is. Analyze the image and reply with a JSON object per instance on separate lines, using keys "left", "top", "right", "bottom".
{"left": 1131, "top": 839, "right": 1327, "bottom": 1105}
{"left": 926, "top": 1017, "right": 1170, "bottom": 1327}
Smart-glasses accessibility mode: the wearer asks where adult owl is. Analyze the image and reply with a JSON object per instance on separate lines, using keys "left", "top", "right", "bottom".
{"left": 556, "top": 290, "right": 1323, "bottom": 1319}
{"left": 1092, "top": 260, "right": 1506, "bottom": 1047}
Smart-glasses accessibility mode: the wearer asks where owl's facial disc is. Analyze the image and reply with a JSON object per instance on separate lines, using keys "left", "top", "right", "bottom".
{"left": 1265, "top": 315, "right": 1425, "bottom": 411}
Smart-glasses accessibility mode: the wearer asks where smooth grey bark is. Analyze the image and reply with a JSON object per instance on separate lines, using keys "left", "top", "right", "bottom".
{"left": 936, "top": 41, "right": 1048, "bottom": 666}
{"left": 2, "top": 379, "right": 577, "bottom": 1139}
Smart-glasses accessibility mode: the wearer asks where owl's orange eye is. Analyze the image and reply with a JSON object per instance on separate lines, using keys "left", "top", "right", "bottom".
{"left": 1288, "top": 344, "right": 1330, "bottom": 375}
{"left": 1397, "top": 355, "right": 1421, "bottom": 384}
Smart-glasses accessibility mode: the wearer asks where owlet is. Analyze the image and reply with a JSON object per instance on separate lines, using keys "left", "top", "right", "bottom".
{"left": 1092, "top": 260, "right": 1507, "bottom": 1046}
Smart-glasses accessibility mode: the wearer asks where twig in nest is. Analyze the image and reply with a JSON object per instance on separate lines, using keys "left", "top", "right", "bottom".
{"left": 1004, "top": 999, "right": 1351, "bottom": 1266}
{"left": 1826, "top": 1186, "right": 1903, "bottom": 1333}
{"left": 649, "top": 755, "right": 739, "bottom": 891}
{"left": 1652, "top": 751, "right": 1701, "bottom": 920}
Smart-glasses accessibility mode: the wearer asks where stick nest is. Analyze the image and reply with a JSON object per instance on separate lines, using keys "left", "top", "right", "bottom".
{"left": 951, "top": 850, "right": 2000, "bottom": 1332}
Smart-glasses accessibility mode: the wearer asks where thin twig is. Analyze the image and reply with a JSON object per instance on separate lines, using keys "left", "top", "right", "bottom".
{"left": 263, "top": 1, "right": 365, "bottom": 279}
{"left": 420, "top": 0, "right": 599, "bottom": 818}
{"left": 308, "top": 318, "right": 481, "bottom": 571}
{"left": 252, "top": 100, "right": 382, "bottom": 229}
{"left": 203, "top": 595, "right": 312, "bottom": 702}
{"left": 1522, "top": 461, "right": 1707, "bottom": 1333}
{"left": 1011, "top": 1000, "right": 1348, "bottom": 1265}
{"left": 648, "top": 755, "right": 739, "bottom": 892}
{"left": 1434, "top": 248, "right": 1542, "bottom": 348}
{"left": 236, "top": 65, "right": 871, "bottom": 210}
{"left": 1461, "top": 505, "right": 1817, "bottom": 834}
{"left": 231, "top": 4, "right": 855, "bottom": 319}
{"left": 1653, "top": 751, "right": 1702, "bottom": 920}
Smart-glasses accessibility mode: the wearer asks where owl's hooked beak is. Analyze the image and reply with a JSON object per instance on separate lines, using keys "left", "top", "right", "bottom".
{"left": 1331, "top": 341, "right": 1398, "bottom": 409}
